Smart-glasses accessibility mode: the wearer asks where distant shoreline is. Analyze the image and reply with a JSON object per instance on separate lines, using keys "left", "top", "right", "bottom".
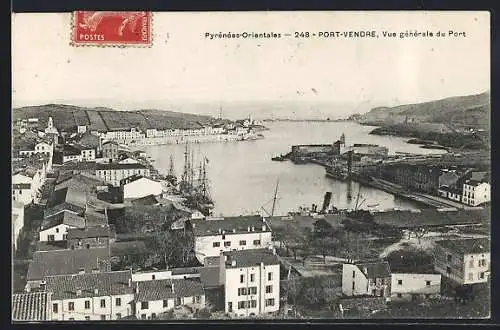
{"left": 262, "top": 118, "right": 354, "bottom": 123}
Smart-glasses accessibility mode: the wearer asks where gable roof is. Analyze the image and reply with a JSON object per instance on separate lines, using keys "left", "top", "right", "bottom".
{"left": 223, "top": 248, "right": 279, "bottom": 269}
{"left": 27, "top": 247, "right": 111, "bottom": 281}
{"left": 191, "top": 215, "right": 268, "bottom": 237}
{"left": 435, "top": 237, "right": 490, "bottom": 255}
{"left": 120, "top": 174, "right": 153, "bottom": 186}
{"left": 95, "top": 162, "right": 147, "bottom": 170}
{"left": 40, "top": 211, "right": 86, "bottom": 231}
{"left": 12, "top": 292, "right": 51, "bottom": 321}
{"left": 356, "top": 261, "right": 391, "bottom": 279}
{"left": 135, "top": 278, "right": 204, "bottom": 302}
{"left": 62, "top": 144, "right": 82, "bottom": 156}
{"left": 45, "top": 270, "right": 133, "bottom": 300}
{"left": 131, "top": 195, "right": 159, "bottom": 206}
{"left": 67, "top": 226, "right": 110, "bottom": 240}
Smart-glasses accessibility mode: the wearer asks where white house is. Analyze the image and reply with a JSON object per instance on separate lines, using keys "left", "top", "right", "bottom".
{"left": 191, "top": 215, "right": 273, "bottom": 263}
{"left": 39, "top": 211, "right": 86, "bottom": 242}
{"left": 133, "top": 278, "right": 206, "bottom": 320}
{"left": 77, "top": 125, "right": 88, "bottom": 134}
{"left": 341, "top": 261, "right": 392, "bottom": 297}
{"left": 121, "top": 175, "right": 162, "bottom": 200}
{"left": 19, "top": 141, "right": 53, "bottom": 158}
{"left": 219, "top": 249, "right": 280, "bottom": 317}
{"left": 12, "top": 200, "right": 25, "bottom": 252}
{"left": 390, "top": 273, "right": 441, "bottom": 301}
{"left": 95, "top": 163, "right": 150, "bottom": 187}
{"left": 46, "top": 271, "right": 135, "bottom": 321}
{"left": 462, "top": 180, "right": 490, "bottom": 206}
{"left": 12, "top": 174, "right": 33, "bottom": 205}
{"left": 434, "top": 238, "right": 490, "bottom": 285}
{"left": 118, "top": 157, "right": 139, "bottom": 164}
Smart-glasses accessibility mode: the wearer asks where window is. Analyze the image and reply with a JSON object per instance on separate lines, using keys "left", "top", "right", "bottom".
{"left": 238, "top": 301, "right": 246, "bottom": 309}
{"left": 175, "top": 297, "right": 181, "bottom": 306}
{"left": 397, "top": 280, "right": 403, "bottom": 285}
{"left": 266, "top": 285, "right": 273, "bottom": 293}
{"left": 48, "top": 235, "right": 55, "bottom": 241}
{"left": 238, "top": 287, "right": 247, "bottom": 296}
{"left": 479, "top": 259, "right": 487, "bottom": 267}
{"left": 151, "top": 313, "right": 157, "bottom": 319}
{"left": 426, "top": 281, "right": 431, "bottom": 286}
{"left": 250, "top": 274, "right": 255, "bottom": 282}
{"left": 249, "top": 287, "right": 257, "bottom": 295}
{"left": 352, "top": 270, "right": 355, "bottom": 278}
{"left": 239, "top": 240, "right": 246, "bottom": 246}
{"left": 100, "top": 299, "right": 106, "bottom": 308}
{"left": 240, "top": 274, "right": 244, "bottom": 283}
{"left": 397, "top": 293, "right": 402, "bottom": 298}
{"left": 195, "top": 296, "right": 201, "bottom": 303}
{"left": 163, "top": 300, "right": 168, "bottom": 307}
{"left": 56, "top": 228, "right": 59, "bottom": 233}
{"left": 52, "top": 303, "right": 58, "bottom": 313}
{"left": 222, "top": 235, "right": 225, "bottom": 240}
{"left": 85, "top": 316, "right": 90, "bottom": 320}
{"left": 141, "top": 314, "right": 147, "bottom": 320}
{"left": 479, "top": 272, "right": 485, "bottom": 279}
{"left": 116, "top": 313, "right": 122, "bottom": 319}
{"left": 265, "top": 298, "right": 275, "bottom": 307}
{"left": 446, "top": 266, "right": 452, "bottom": 274}
{"left": 85, "top": 300, "right": 90, "bottom": 309}
{"left": 446, "top": 254, "right": 452, "bottom": 262}
{"left": 469, "top": 273, "right": 474, "bottom": 281}
{"left": 251, "top": 300, "right": 257, "bottom": 308}
{"left": 352, "top": 282, "right": 355, "bottom": 291}
{"left": 470, "top": 260, "right": 474, "bottom": 268}
{"left": 213, "top": 242, "right": 220, "bottom": 247}
{"left": 86, "top": 244, "right": 90, "bottom": 249}
{"left": 100, "top": 315, "right": 106, "bottom": 320}
{"left": 68, "top": 302, "right": 74, "bottom": 311}
{"left": 192, "top": 297, "right": 196, "bottom": 304}
{"left": 152, "top": 275, "right": 156, "bottom": 280}
{"left": 253, "top": 240, "right": 261, "bottom": 246}
{"left": 268, "top": 272, "right": 273, "bottom": 281}
{"left": 63, "top": 234, "right": 67, "bottom": 240}
{"left": 115, "top": 298, "right": 121, "bottom": 306}
{"left": 224, "top": 241, "right": 231, "bottom": 247}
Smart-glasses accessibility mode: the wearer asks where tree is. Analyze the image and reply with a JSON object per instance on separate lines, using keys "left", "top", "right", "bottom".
{"left": 313, "top": 237, "right": 340, "bottom": 264}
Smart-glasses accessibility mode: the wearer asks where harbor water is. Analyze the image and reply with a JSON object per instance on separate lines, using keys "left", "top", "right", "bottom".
{"left": 142, "top": 121, "right": 447, "bottom": 216}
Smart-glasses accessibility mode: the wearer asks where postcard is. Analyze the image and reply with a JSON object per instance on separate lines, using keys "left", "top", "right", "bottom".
{"left": 12, "top": 11, "right": 490, "bottom": 321}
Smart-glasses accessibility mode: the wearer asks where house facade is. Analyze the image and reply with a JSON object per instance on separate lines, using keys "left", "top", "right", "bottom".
{"left": 38, "top": 211, "right": 86, "bottom": 242}
{"left": 121, "top": 176, "right": 163, "bottom": 200}
{"left": 390, "top": 273, "right": 441, "bottom": 301}
{"left": 462, "top": 181, "right": 490, "bottom": 206}
{"left": 102, "top": 141, "right": 119, "bottom": 160}
{"left": 191, "top": 216, "right": 273, "bottom": 263}
{"left": 434, "top": 238, "right": 490, "bottom": 285}
{"left": 67, "top": 226, "right": 110, "bottom": 250}
{"left": 221, "top": 249, "right": 280, "bottom": 317}
{"left": 46, "top": 271, "right": 135, "bottom": 321}
{"left": 133, "top": 279, "right": 206, "bottom": 320}
{"left": 12, "top": 174, "right": 33, "bottom": 204}
{"left": 342, "top": 262, "right": 391, "bottom": 297}
{"left": 95, "top": 163, "right": 150, "bottom": 187}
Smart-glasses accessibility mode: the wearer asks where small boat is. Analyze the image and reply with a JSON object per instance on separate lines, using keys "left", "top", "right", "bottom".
{"left": 367, "top": 203, "right": 380, "bottom": 207}
{"left": 272, "top": 154, "right": 287, "bottom": 161}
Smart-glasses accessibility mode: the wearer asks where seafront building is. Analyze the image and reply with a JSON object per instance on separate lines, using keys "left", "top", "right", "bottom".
{"left": 190, "top": 215, "right": 273, "bottom": 263}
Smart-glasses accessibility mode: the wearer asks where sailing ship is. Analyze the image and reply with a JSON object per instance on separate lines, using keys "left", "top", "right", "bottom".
{"left": 179, "top": 144, "right": 215, "bottom": 216}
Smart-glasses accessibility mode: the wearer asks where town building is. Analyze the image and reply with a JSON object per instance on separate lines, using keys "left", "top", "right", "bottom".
{"left": 381, "top": 164, "right": 441, "bottom": 195}
{"left": 46, "top": 270, "right": 135, "bottom": 321}
{"left": 12, "top": 173, "right": 33, "bottom": 205}
{"left": 100, "top": 128, "right": 145, "bottom": 144}
{"left": 133, "top": 278, "right": 206, "bottom": 319}
{"left": 19, "top": 141, "right": 53, "bottom": 158}
{"left": 341, "top": 261, "right": 392, "bottom": 297}
{"left": 67, "top": 226, "right": 111, "bottom": 250}
{"left": 95, "top": 163, "right": 150, "bottom": 187}
{"left": 44, "top": 117, "right": 59, "bottom": 136}
{"left": 190, "top": 215, "right": 273, "bottom": 263}
{"left": 434, "top": 238, "right": 490, "bottom": 285}
{"left": 217, "top": 249, "right": 280, "bottom": 317}
{"left": 39, "top": 211, "right": 86, "bottom": 242}
{"left": 102, "top": 141, "right": 120, "bottom": 160}
{"left": 120, "top": 175, "right": 163, "bottom": 200}
{"left": 462, "top": 180, "right": 490, "bottom": 207}
{"left": 390, "top": 273, "right": 442, "bottom": 301}
{"left": 12, "top": 200, "right": 25, "bottom": 252}
{"left": 12, "top": 292, "right": 52, "bottom": 321}
{"left": 77, "top": 125, "right": 88, "bottom": 134}
{"left": 26, "top": 247, "right": 111, "bottom": 291}
{"left": 118, "top": 157, "right": 139, "bottom": 164}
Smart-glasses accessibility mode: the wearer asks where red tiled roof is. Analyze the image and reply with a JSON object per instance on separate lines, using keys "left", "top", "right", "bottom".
{"left": 135, "top": 278, "right": 204, "bottom": 302}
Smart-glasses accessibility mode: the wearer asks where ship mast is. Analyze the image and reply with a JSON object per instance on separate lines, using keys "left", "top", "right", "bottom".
{"left": 270, "top": 178, "right": 279, "bottom": 217}
{"left": 182, "top": 144, "right": 189, "bottom": 183}
{"left": 168, "top": 155, "right": 176, "bottom": 178}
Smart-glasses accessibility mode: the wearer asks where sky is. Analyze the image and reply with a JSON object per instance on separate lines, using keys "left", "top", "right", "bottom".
{"left": 12, "top": 11, "right": 490, "bottom": 118}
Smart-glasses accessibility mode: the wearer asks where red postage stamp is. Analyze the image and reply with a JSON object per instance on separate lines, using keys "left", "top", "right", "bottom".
{"left": 72, "top": 11, "right": 152, "bottom": 46}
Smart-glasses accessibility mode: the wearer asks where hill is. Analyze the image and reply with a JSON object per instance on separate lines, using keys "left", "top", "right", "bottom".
{"left": 12, "top": 104, "right": 217, "bottom": 132}
{"left": 361, "top": 92, "right": 490, "bottom": 128}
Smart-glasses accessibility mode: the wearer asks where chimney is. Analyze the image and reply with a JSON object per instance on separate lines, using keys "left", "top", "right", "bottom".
{"left": 232, "top": 228, "right": 236, "bottom": 233}
{"left": 251, "top": 226, "right": 255, "bottom": 232}
{"left": 231, "top": 259, "right": 236, "bottom": 267}
{"left": 218, "top": 228, "right": 222, "bottom": 234}
{"left": 192, "top": 223, "right": 195, "bottom": 229}
{"left": 247, "top": 226, "right": 250, "bottom": 232}
{"left": 135, "top": 282, "right": 139, "bottom": 294}
{"left": 219, "top": 252, "right": 226, "bottom": 286}
{"left": 39, "top": 281, "right": 46, "bottom": 291}
{"left": 76, "top": 288, "right": 82, "bottom": 296}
